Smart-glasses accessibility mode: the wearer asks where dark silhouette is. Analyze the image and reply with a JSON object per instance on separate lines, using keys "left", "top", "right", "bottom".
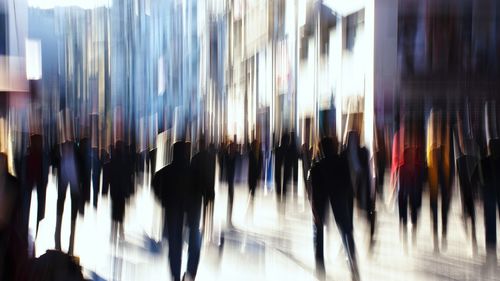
{"left": 153, "top": 141, "right": 202, "bottom": 281}
{"left": 110, "top": 141, "right": 131, "bottom": 241}
{"left": 54, "top": 140, "right": 80, "bottom": 255}
{"left": 248, "top": 139, "right": 263, "bottom": 198}
{"left": 90, "top": 145, "right": 101, "bottom": 208}
{"left": 284, "top": 132, "right": 299, "bottom": 199}
{"left": 346, "top": 131, "right": 376, "bottom": 247}
{"left": 274, "top": 134, "right": 288, "bottom": 206}
{"left": 426, "top": 109, "right": 453, "bottom": 252}
{"left": 247, "top": 139, "right": 263, "bottom": 221}
{"left": 25, "top": 134, "right": 50, "bottom": 237}
{"left": 0, "top": 153, "right": 29, "bottom": 281}
{"left": 392, "top": 115, "right": 425, "bottom": 250}
{"left": 224, "top": 136, "right": 238, "bottom": 227}
{"left": 191, "top": 138, "right": 216, "bottom": 243}
{"left": 77, "top": 135, "right": 91, "bottom": 215}
{"left": 482, "top": 100, "right": 500, "bottom": 264}
{"left": 30, "top": 250, "right": 85, "bottom": 281}
{"left": 309, "top": 138, "right": 359, "bottom": 281}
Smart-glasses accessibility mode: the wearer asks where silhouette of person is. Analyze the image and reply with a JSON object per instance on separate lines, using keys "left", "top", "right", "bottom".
{"left": 90, "top": 115, "right": 101, "bottom": 208}
{"left": 153, "top": 141, "right": 201, "bottom": 281}
{"left": 346, "top": 131, "right": 375, "bottom": 247}
{"left": 54, "top": 110, "right": 80, "bottom": 255}
{"left": 482, "top": 100, "right": 500, "bottom": 264}
{"left": 191, "top": 137, "right": 216, "bottom": 243}
{"left": 225, "top": 136, "right": 238, "bottom": 228}
{"left": 454, "top": 130, "right": 479, "bottom": 254}
{"left": 301, "top": 141, "right": 313, "bottom": 200}
{"left": 426, "top": 109, "right": 453, "bottom": 252}
{"left": 0, "top": 153, "right": 29, "bottom": 281}
{"left": 392, "top": 114, "right": 424, "bottom": 250}
{"left": 25, "top": 134, "right": 50, "bottom": 237}
{"left": 284, "top": 132, "right": 299, "bottom": 199}
{"left": 248, "top": 139, "right": 263, "bottom": 199}
{"left": 309, "top": 137, "right": 359, "bottom": 281}
{"left": 110, "top": 140, "right": 130, "bottom": 241}
{"left": 77, "top": 131, "right": 91, "bottom": 215}
{"left": 274, "top": 134, "right": 288, "bottom": 206}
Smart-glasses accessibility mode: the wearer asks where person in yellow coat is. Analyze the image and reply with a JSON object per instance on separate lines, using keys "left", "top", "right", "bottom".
{"left": 426, "top": 108, "right": 453, "bottom": 252}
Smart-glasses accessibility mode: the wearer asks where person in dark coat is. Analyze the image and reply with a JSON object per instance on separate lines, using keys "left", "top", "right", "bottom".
{"left": 101, "top": 148, "right": 112, "bottom": 197}
{"left": 247, "top": 139, "right": 263, "bottom": 221}
{"left": 392, "top": 115, "right": 425, "bottom": 250}
{"left": 90, "top": 145, "right": 101, "bottom": 209}
{"left": 225, "top": 136, "right": 238, "bottom": 228}
{"left": 301, "top": 141, "right": 313, "bottom": 200}
{"left": 25, "top": 134, "right": 50, "bottom": 237}
{"left": 284, "top": 132, "right": 299, "bottom": 200}
{"left": 153, "top": 141, "right": 201, "bottom": 281}
{"left": 309, "top": 137, "right": 359, "bottom": 281}
{"left": 110, "top": 140, "right": 130, "bottom": 241}
{"left": 482, "top": 100, "right": 500, "bottom": 264}
{"left": 191, "top": 137, "right": 216, "bottom": 243}
{"left": 274, "top": 134, "right": 288, "bottom": 206}
{"left": 0, "top": 153, "right": 30, "bottom": 281}
{"left": 345, "top": 131, "right": 375, "bottom": 247}
{"left": 77, "top": 133, "right": 91, "bottom": 215}
{"left": 248, "top": 139, "right": 263, "bottom": 198}
{"left": 54, "top": 111, "right": 80, "bottom": 255}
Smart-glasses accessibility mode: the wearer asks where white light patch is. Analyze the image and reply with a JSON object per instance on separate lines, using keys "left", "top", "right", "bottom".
{"left": 25, "top": 39, "right": 42, "bottom": 80}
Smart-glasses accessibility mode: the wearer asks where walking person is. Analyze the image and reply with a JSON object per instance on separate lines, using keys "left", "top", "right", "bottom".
{"left": 309, "top": 137, "right": 360, "bottom": 281}
{"left": 247, "top": 139, "right": 263, "bottom": 221}
{"left": 225, "top": 136, "right": 238, "bottom": 228}
{"left": 191, "top": 137, "right": 216, "bottom": 243}
{"left": 54, "top": 109, "right": 80, "bottom": 255}
{"left": 153, "top": 141, "right": 202, "bottom": 281}
{"left": 426, "top": 108, "right": 453, "bottom": 252}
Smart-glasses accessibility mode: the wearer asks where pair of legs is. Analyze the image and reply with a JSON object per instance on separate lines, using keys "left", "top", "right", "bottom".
{"left": 55, "top": 177, "right": 79, "bottom": 255}
{"left": 227, "top": 179, "right": 234, "bottom": 227}
{"left": 483, "top": 157, "right": 500, "bottom": 263}
{"left": 428, "top": 150, "right": 452, "bottom": 252}
{"left": 312, "top": 191, "right": 358, "bottom": 280}
{"left": 91, "top": 149, "right": 101, "bottom": 208}
{"left": 166, "top": 201, "right": 202, "bottom": 281}
{"left": 398, "top": 169, "right": 422, "bottom": 249}
{"left": 456, "top": 156, "right": 477, "bottom": 253}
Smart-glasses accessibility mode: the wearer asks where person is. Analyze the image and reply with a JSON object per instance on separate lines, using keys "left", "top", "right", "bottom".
{"left": 274, "top": 134, "right": 288, "bottom": 208}
{"left": 247, "top": 139, "right": 263, "bottom": 220}
{"left": 346, "top": 131, "right": 375, "bottom": 247}
{"left": 110, "top": 140, "right": 130, "bottom": 242}
{"left": 25, "top": 134, "right": 50, "bottom": 237}
{"left": 284, "top": 132, "right": 299, "bottom": 200}
{"left": 0, "top": 153, "right": 29, "bottom": 281}
{"left": 225, "top": 136, "right": 238, "bottom": 228}
{"left": 481, "top": 100, "right": 500, "bottom": 265}
{"left": 191, "top": 137, "right": 216, "bottom": 243}
{"left": 301, "top": 141, "right": 313, "bottom": 204}
{"left": 54, "top": 110, "right": 80, "bottom": 255}
{"left": 309, "top": 137, "right": 360, "bottom": 281}
{"left": 77, "top": 129, "right": 92, "bottom": 215}
{"left": 426, "top": 109, "right": 453, "bottom": 252}
{"left": 392, "top": 114, "right": 424, "bottom": 251}
{"left": 374, "top": 124, "right": 387, "bottom": 202}
{"left": 454, "top": 134, "right": 479, "bottom": 253}
{"left": 90, "top": 115, "right": 102, "bottom": 209}
{"left": 153, "top": 141, "right": 202, "bottom": 281}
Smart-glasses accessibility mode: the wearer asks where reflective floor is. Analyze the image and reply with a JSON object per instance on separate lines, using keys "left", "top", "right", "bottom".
{"left": 28, "top": 165, "right": 500, "bottom": 281}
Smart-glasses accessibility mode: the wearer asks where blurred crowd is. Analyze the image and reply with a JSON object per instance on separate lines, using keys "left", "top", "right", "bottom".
{"left": 2, "top": 97, "right": 500, "bottom": 281}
